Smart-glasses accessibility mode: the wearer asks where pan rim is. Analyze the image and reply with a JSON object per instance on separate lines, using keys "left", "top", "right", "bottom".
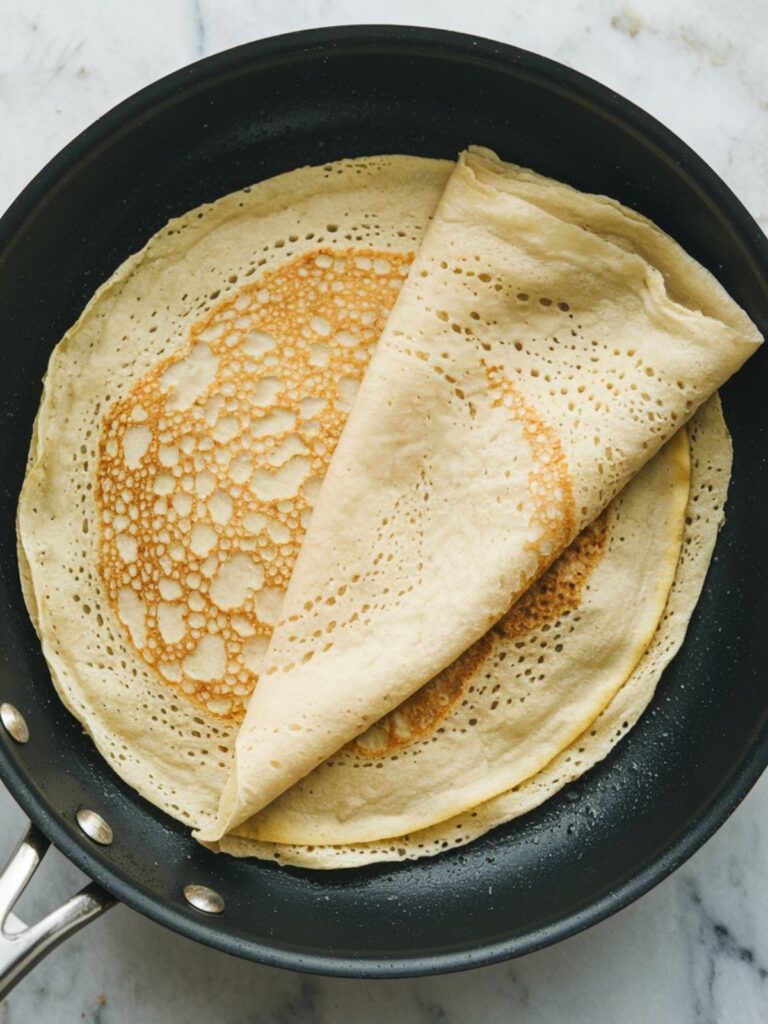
{"left": 1, "top": 23, "right": 767, "bottom": 978}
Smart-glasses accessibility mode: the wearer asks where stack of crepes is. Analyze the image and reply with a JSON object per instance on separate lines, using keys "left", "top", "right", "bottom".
{"left": 18, "top": 147, "right": 761, "bottom": 867}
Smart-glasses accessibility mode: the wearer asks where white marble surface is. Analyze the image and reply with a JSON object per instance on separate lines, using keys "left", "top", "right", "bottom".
{"left": 1, "top": 0, "right": 767, "bottom": 1020}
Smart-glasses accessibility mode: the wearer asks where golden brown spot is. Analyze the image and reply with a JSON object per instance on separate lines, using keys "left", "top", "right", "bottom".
{"left": 493, "top": 510, "right": 608, "bottom": 640}
{"left": 485, "top": 366, "right": 576, "bottom": 575}
{"left": 96, "top": 247, "right": 412, "bottom": 720}
{"left": 351, "top": 513, "right": 608, "bottom": 757}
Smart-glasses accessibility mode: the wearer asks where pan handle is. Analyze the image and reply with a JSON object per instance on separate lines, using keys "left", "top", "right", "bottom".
{"left": 0, "top": 822, "right": 115, "bottom": 1001}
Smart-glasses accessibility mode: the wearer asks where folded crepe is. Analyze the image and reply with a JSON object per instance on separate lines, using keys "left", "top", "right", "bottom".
{"left": 17, "top": 148, "right": 759, "bottom": 865}
{"left": 206, "top": 147, "right": 761, "bottom": 841}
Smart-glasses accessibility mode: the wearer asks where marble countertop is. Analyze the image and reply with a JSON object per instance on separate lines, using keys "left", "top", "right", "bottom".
{"left": 1, "top": 0, "right": 767, "bottom": 1020}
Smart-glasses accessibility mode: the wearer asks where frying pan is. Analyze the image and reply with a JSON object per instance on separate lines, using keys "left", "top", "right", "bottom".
{"left": 1, "top": 24, "right": 767, "bottom": 994}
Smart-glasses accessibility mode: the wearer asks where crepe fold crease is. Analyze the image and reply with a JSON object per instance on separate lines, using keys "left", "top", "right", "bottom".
{"left": 203, "top": 148, "right": 761, "bottom": 842}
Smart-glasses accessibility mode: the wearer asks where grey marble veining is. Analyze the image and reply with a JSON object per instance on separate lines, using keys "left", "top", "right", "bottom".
{"left": 1, "top": 1, "right": 767, "bottom": 1020}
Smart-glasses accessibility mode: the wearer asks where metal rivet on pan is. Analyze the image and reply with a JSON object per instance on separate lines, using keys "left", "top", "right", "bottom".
{"left": 76, "top": 808, "right": 114, "bottom": 845}
{"left": 1, "top": 703, "right": 29, "bottom": 744}
{"left": 184, "top": 884, "right": 225, "bottom": 914}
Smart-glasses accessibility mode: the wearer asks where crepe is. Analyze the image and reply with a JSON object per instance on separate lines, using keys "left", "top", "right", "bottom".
{"left": 16, "top": 155, "right": 452, "bottom": 832}
{"left": 209, "top": 148, "right": 761, "bottom": 841}
{"left": 17, "top": 150, "right": 757, "bottom": 866}
{"left": 212, "top": 395, "right": 732, "bottom": 865}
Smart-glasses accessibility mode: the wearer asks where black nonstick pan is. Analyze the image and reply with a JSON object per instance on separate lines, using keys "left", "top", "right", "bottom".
{"left": 1, "top": 25, "right": 767, "bottom": 993}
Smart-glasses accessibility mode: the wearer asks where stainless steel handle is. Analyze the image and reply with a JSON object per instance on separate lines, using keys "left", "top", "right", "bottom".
{"left": 0, "top": 822, "right": 115, "bottom": 1001}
